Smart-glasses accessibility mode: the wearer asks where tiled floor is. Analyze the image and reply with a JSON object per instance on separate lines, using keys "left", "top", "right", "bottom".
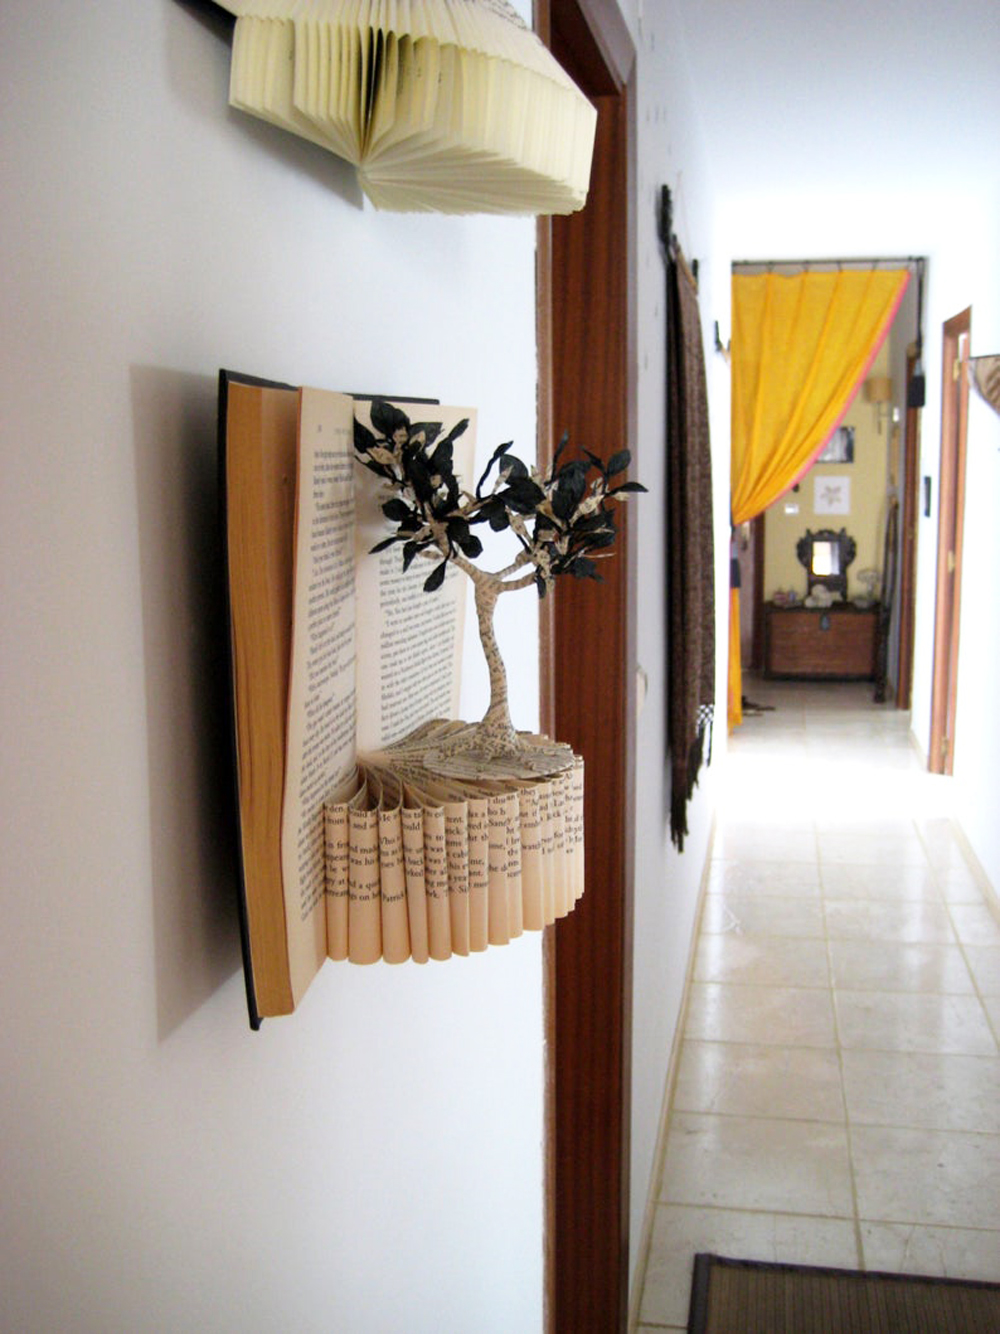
{"left": 636, "top": 678, "right": 1000, "bottom": 1332}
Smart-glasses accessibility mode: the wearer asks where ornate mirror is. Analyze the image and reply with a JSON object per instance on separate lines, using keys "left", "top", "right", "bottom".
{"left": 796, "top": 527, "right": 856, "bottom": 600}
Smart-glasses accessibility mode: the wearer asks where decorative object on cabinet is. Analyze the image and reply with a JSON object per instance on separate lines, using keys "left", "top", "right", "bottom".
{"left": 213, "top": 0, "right": 597, "bottom": 215}
{"left": 796, "top": 527, "right": 856, "bottom": 601}
{"left": 854, "top": 568, "right": 879, "bottom": 608}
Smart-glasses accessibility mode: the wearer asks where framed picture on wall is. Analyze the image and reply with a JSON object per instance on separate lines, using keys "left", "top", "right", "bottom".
{"left": 815, "top": 474, "right": 851, "bottom": 515}
{"left": 817, "top": 425, "right": 855, "bottom": 463}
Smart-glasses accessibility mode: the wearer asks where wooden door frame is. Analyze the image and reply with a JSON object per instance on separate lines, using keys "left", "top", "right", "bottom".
{"left": 929, "top": 307, "right": 971, "bottom": 774}
{"left": 895, "top": 351, "right": 921, "bottom": 709}
{"left": 536, "top": 1, "right": 637, "bottom": 1329}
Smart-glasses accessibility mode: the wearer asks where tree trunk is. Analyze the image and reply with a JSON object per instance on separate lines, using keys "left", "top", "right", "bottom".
{"left": 473, "top": 579, "right": 519, "bottom": 755}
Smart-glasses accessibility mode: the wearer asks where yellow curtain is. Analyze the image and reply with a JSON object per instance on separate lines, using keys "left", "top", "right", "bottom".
{"left": 731, "top": 268, "right": 910, "bottom": 525}
{"left": 728, "top": 266, "right": 910, "bottom": 729}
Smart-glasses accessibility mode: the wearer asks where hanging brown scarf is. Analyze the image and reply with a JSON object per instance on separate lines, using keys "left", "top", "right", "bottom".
{"left": 666, "top": 241, "right": 715, "bottom": 850}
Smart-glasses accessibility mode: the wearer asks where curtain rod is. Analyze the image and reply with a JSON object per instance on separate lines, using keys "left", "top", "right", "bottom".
{"left": 733, "top": 256, "right": 924, "bottom": 270}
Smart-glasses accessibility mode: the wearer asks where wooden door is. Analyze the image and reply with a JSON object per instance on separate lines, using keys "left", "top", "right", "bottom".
{"left": 929, "top": 308, "right": 971, "bottom": 774}
{"left": 537, "top": 1, "right": 636, "bottom": 1329}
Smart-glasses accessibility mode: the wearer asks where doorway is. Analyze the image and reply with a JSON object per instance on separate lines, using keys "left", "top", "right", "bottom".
{"left": 929, "top": 307, "right": 972, "bottom": 775}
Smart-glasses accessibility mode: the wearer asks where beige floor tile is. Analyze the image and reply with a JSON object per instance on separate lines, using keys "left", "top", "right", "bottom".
{"left": 683, "top": 983, "right": 838, "bottom": 1048}
{"left": 714, "top": 827, "right": 818, "bottom": 862}
{"left": 984, "top": 994, "right": 1000, "bottom": 1036}
{"left": 836, "top": 990, "right": 997, "bottom": 1055}
{"left": 949, "top": 904, "right": 1000, "bottom": 947}
{"left": 964, "top": 946, "right": 1000, "bottom": 997}
{"left": 861, "top": 1220, "right": 1000, "bottom": 1281}
{"left": 695, "top": 935, "right": 830, "bottom": 989}
{"left": 701, "top": 894, "right": 825, "bottom": 938}
{"left": 674, "top": 1041, "right": 845, "bottom": 1122}
{"left": 852, "top": 1124, "right": 1000, "bottom": 1229}
{"left": 824, "top": 899, "right": 955, "bottom": 944}
{"left": 818, "top": 830, "right": 930, "bottom": 866}
{"left": 639, "top": 1204, "right": 858, "bottom": 1327}
{"left": 819, "top": 863, "right": 941, "bottom": 901}
{"left": 706, "top": 860, "right": 821, "bottom": 897}
{"left": 842, "top": 1049, "right": 1000, "bottom": 1133}
{"left": 936, "top": 865, "right": 987, "bottom": 903}
{"left": 660, "top": 1113, "right": 854, "bottom": 1217}
{"left": 829, "top": 940, "right": 974, "bottom": 993}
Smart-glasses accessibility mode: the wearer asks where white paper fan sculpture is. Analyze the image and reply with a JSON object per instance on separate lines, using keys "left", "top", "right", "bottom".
{"left": 217, "top": 0, "right": 598, "bottom": 215}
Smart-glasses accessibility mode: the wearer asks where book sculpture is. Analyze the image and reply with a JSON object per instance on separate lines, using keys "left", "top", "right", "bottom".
{"left": 221, "top": 373, "right": 642, "bottom": 1023}
{"left": 216, "top": 0, "right": 597, "bottom": 215}
{"left": 970, "top": 355, "right": 1000, "bottom": 417}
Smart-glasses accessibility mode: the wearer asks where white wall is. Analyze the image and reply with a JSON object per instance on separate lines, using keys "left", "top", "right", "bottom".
{"left": 628, "top": 0, "right": 729, "bottom": 1305}
{"left": 0, "top": 4, "right": 545, "bottom": 1330}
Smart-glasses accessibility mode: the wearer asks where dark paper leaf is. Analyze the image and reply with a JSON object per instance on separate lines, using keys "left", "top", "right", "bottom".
{"left": 370, "top": 399, "right": 410, "bottom": 438}
{"left": 570, "top": 556, "right": 601, "bottom": 580}
{"left": 551, "top": 462, "right": 588, "bottom": 520}
{"left": 411, "top": 421, "right": 443, "bottom": 449}
{"left": 423, "top": 560, "right": 447, "bottom": 594}
{"left": 354, "top": 419, "right": 377, "bottom": 454}
{"left": 476, "top": 440, "right": 514, "bottom": 497}
{"left": 443, "top": 416, "right": 470, "bottom": 444}
{"left": 429, "top": 439, "right": 454, "bottom": 476}
{"left": 382, "top": 498, "right": 412, "bottom": 523}
{"left": 368, "top": 536, "right": 398, "bottom": 554}
{"left": 548, "top": 430, "right": 570, "bottom": 480}
{"left": 607, "top": 449, "right": 631, "bottom": 476}
{"left": 401, "top": 540, "right": 420, "bottom": 571}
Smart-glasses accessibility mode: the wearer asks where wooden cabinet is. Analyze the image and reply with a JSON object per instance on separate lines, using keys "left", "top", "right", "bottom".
{"left": 764, "top": 603, "right": 878, "bottom": 680}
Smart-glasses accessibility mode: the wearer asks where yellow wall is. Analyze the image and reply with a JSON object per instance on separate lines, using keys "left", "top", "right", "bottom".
{"left": 763, "top": 345, "right": 890, "bottom": 602}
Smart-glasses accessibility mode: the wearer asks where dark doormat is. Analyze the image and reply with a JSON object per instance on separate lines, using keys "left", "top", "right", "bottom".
{"left": 688, "top": 1253, "right": 1000, "bottom": 1333}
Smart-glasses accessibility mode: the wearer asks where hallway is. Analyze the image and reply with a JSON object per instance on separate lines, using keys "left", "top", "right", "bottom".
{"left": 638, "top": 680, "right": 1000, "bottom": 1331}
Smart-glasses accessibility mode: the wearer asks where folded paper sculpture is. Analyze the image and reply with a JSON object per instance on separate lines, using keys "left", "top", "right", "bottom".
{"left": 970, "top": 355, "right": 1000, "bottom": 417}
{"left": 216, "top": 0, "right": 597, "bottom": 214}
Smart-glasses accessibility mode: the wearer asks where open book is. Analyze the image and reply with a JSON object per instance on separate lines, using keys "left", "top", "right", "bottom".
{"left": 217, "top": 0, "right": 596, "bottom": 214}
{"left": 220, "top": 372, "right": 584, "bottom": 1025}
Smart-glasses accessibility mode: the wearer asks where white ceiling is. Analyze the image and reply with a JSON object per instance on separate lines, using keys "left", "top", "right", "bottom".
{"left": 671, "top": 0, "right": 1000, "bottom": 201}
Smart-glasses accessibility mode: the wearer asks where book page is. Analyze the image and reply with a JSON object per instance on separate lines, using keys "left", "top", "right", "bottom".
{"left": 466, "top": 795, "right": 490, "bottom": 951}
{"left": 282, "top": 388, "right": 358, "bottom": 997}
{"left": 353, "top": 401, "right": 476, "bottom": 750}
{"left": 348, "top": 791, "right": 382, "bottom": 964}
{"left": 375, "top": 771, "right": 411, "bottom": 964}
{"left": 401, "top": 801, "right": 430, "bottom": 964}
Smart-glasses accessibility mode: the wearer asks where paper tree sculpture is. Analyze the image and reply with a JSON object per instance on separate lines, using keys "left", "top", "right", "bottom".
{"left": 355, "top": 399, "right": 645, "bottom": 778}
{"left": 216, "top": 0, "right": 597, "bottom": 215}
